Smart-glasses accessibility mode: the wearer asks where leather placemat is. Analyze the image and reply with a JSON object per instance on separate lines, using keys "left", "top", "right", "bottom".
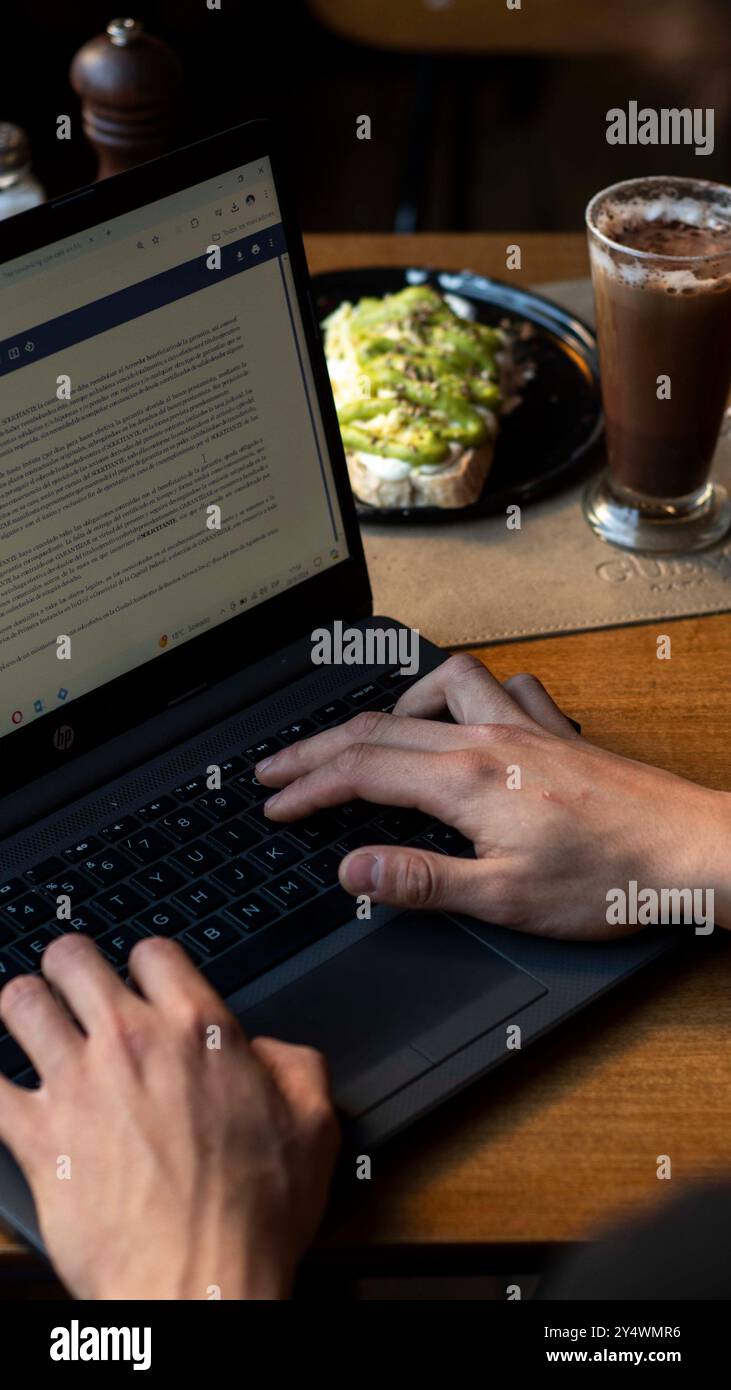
{"left": 363, "top": 278, "right": 731, "bottom": 647}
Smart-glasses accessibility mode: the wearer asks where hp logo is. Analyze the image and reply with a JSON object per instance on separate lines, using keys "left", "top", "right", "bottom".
{"left": 52, "top": 725, "right": 75, "bottom": 752}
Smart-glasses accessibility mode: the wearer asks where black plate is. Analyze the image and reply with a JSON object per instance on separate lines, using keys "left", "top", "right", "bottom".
{"left": 312, "top": 266, "right": 603, "bottom": 523}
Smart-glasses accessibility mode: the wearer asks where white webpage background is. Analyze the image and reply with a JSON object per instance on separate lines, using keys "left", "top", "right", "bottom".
{"left": 0, "top": 173, "right": 346, "bottom": 731}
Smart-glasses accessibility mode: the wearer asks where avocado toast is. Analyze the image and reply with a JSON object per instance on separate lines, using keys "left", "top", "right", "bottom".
{"left": 323, "top": 284, "right": 506, "bottom": 508}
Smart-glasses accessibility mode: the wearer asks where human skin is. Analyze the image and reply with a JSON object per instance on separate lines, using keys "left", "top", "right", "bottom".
{"left": 258, "top": 654, "right": 731, "bottom": 937}
{"left": 0, "top": 934, "right": 340, "bottom": 1300}
{"left": 0, "top": 654, "right": 727, "bottom": 1300}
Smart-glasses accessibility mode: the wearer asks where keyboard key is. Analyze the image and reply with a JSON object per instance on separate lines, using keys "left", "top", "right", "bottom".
{"left": 345, "top": 681, "right": 380, "bottom": 707}
{"left": 0, "top": 878, "right": 26, "bottom": 903}
{"left": 332, "top": 800, "right": 375, "bottom": 829}
{"left": 211, "top": 859, "right": 264, "bottom": 895}
{"left": 417, "top": 823, "right": 472, "bottom": 855}
{"left": 97, "top": 925, "right": 147, "bottom": 967}
{"left": 135, "top": 903, "right": 189, "bottom": 937}
{"left": 264, "top": 872, "right": 318, "bottom": 910}
{"left": 377, "top": 669, "right": 413, "bottom": 691}
{"left": 173, "top": 881, "right": 228, "bottom": 920}
{"left": 207, "top": 884, "right": 353, "bottom": 995}
{"left": 285, "top": 812, "right": 341, "bottom": 852}
{"left": 12, "top": 928, "right": 57, "bottom": 968}
{"left": 336, "top": 827, "right": 383, "bottom": 855}
{"left": 194, "top": 789, "right": 247, "bottom": 822}
{"left": 171, "top": 777, "right": 206, "bottom": 802}
{"left": 99, "top": 815, "right": 142, "bottom": 842}
{"left": 216, "top": 754, "right": 246, "bottom": 780}
{"left": 23, "top": 857, "right": 65, "bottom": 886}
{"left": 158, "top": 809, "right": 212, "bottom": 843}
{"left": 276, "top": 719, "right": 315, "bottom": 746}
{"left": 233, "top": 770, "right": 271, "bottom": 802}
{"left": 2, "top": 893, "right": 54, "bottom": 931}
{"left": 40, "top": 871, "right": 93, "bottom": 906}
{"left": 372, "top": 809, "right": 433, "bottom": 842}
{"left": 62, "top": 836, "right": 104, "bottom": 863}
{"left": 171, "top": 840, "right": 223, "bottom": 879}
{"left": 81, "top": 850, "right": 135, "bottom": 887}
{"left": 0, "top": 951, "right": 26, "bottom": 985}
{"left": 242, "top": 802, "right": 279, "bottom": 831}
{"left": 120, "top": 828, "right": 174, "bottom": 865}
{"left": 63, "top": 907, "right": 108, "bottom": 937}
{"left": 223, "top": 893, "right": 281, "bottom": 933}
{"left": 242, "top": 738, "right": 281, "bottom": 763}
{"left": 183, "top": 917, "right": 241, "bottom": 957}
{"left": 249, "top": 835, "right": 302, "bottom": 873}
{"left": 0, "top": 1033, "right": 29, "bottom": 1078}
{"left": 310, "top": 698, "right": 349, "bottom": 725}
{"left": 0, "top": 924, "right": 19, "bottom": 949}
{"left": 207, "top": 816, "right": 263, "bottom": 854}
{"left": 301, "top": 849, "right": 343, "bottom": 887}
{"left": 95, "top": 885, "right": 150, "bottom": 924}
{"left": 135, "top": 795, "right": 177, "bottom": 822}
{"left": 132, "top": 863, "right": 186, "bottom": 900}
{"left": 15, "top": 1067, "right": 41, "bottom": 1090}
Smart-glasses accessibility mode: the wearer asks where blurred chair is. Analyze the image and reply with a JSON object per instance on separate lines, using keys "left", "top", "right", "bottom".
{"left": 308, "top": 0, "right": 652, "bottom": 56}
{"left": 307, "top": 0, "right": 731, "bottom": 230}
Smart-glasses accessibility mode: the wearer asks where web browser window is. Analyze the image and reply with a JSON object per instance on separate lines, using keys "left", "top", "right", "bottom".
{"left": 0, "top": 155, "right": 348, "bottom": 737}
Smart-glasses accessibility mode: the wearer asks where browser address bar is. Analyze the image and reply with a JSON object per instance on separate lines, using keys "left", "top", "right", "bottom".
{"left": 1, "top": 179, "right": 278, "bottom": 286}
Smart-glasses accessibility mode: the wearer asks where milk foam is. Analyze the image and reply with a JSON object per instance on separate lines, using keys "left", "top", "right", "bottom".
{"left": 591, "top": 194, "right": 731, "bottom": 292}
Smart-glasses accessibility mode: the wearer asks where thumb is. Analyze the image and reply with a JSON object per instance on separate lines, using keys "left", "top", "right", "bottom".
{"left": 339, "top": 844, "right": 488, "bottom": 917}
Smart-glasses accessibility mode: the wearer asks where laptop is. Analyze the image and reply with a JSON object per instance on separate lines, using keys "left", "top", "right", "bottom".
{"left": 0, "top": 119, "right": 673, "bottom": 1254}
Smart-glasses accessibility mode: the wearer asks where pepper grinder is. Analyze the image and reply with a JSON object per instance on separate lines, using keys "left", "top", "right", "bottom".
{"left": 70, "top": 17, "right": 182, "bottom": 180}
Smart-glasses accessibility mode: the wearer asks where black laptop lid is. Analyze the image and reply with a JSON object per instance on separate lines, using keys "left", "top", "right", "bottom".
{"left": 0, "top": 120, "right": 371, "bottom": 798}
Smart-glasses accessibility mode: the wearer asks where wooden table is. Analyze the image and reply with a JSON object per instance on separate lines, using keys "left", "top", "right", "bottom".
{"left": 1, "top": 234, "right": 729, "bottom": 1276}
{"left": 306, "top": 233, "right": 731, "bottom": 1266}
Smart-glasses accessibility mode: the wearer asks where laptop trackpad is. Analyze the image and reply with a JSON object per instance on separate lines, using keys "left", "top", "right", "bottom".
{"left": 237, "top": 912, "right": 546, "bottom": 1118}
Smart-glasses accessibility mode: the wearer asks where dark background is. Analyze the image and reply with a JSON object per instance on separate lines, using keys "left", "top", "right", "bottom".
{"left": 4, "top": 1, "right": 731, "bottom": 226}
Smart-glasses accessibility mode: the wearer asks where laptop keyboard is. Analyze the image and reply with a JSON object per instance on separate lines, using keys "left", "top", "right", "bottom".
{"left": 0, "top": 669, "right": 471, "bottom": 1083}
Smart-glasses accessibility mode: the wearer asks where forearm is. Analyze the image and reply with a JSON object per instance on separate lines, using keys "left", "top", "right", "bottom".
{"left": 694, "top": 787, "right": 731, "bottom": 931}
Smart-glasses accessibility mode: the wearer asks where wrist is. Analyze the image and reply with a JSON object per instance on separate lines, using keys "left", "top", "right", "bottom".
{"left": 90, "top": 1238, "right": 293, "bottom": 1302}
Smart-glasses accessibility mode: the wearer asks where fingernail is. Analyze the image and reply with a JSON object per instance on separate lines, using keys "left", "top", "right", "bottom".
{"left": 256, "top": 755, "right": 275, "bottom": 773}
{"left": 264, "top": 793, "right": 280, "bottom": 813}
{"left": 342, "top": 853, "right": 380, "bottom": 894}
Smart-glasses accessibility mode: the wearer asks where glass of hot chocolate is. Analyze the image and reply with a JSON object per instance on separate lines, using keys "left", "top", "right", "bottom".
{"left": 584, "top": 175, "right": 731, "bottom": 552}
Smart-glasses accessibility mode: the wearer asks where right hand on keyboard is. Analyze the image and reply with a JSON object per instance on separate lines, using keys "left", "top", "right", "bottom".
{"left": 256, "top": 654, "right": 731, "bottom": 941}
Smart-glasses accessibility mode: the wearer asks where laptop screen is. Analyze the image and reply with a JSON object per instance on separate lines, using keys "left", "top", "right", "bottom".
{"left": 0, "top": 154, "right": 349, "bottom": 741}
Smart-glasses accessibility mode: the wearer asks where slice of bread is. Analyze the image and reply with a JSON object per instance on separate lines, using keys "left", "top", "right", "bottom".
{"left": 346, "top": 437, "right": 494, "bottom": 509}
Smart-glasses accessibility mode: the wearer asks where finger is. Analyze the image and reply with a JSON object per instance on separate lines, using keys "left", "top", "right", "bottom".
{"left": 0, "top": 1071, "right": 36, "bottom": 1165}
{"left": 339, "top": 843, "right": 511, "bottom": 921}
{"left": 41, "top": 934, "right": 140, "bottom": 1034}
{"left": 127, "top": 936, "right": 239, "bottom": 1029}
{"left": 249, "top": 1036, "right": 334, "bottom": 1119}
{"left": 0, "top": 972, "right": 82, "bottom": 1078}
{"left": 263, "top": 744, "right": 474, "bottom": 823}
{"left": 503, "top": 673, "right": 581, "bottom": 740}
{"left": 255, "top": 709, "right": 476, "bottom": 788}
{"left": 394, "top": 653, "right": 530, "bottom": 727}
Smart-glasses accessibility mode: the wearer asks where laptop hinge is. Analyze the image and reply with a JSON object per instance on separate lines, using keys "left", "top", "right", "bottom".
{"left": 0, "top": 612, "right": 374, "bottom": 839}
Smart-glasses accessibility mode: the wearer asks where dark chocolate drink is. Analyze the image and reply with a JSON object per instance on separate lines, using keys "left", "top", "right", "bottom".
{"left": 584, "top": 178, "right": 731, "bottom": 553}
{"left": 591, "top": 214, "right": 731, "bottom": 499}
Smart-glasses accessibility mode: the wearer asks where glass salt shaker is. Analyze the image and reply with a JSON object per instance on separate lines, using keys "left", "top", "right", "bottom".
{"left": 0, "top": 123, "right": 45, "bottom": 221}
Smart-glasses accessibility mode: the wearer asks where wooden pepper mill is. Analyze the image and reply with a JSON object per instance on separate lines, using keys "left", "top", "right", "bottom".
{"left": 70, "top": 18, "right": 182, "bottom": 180}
